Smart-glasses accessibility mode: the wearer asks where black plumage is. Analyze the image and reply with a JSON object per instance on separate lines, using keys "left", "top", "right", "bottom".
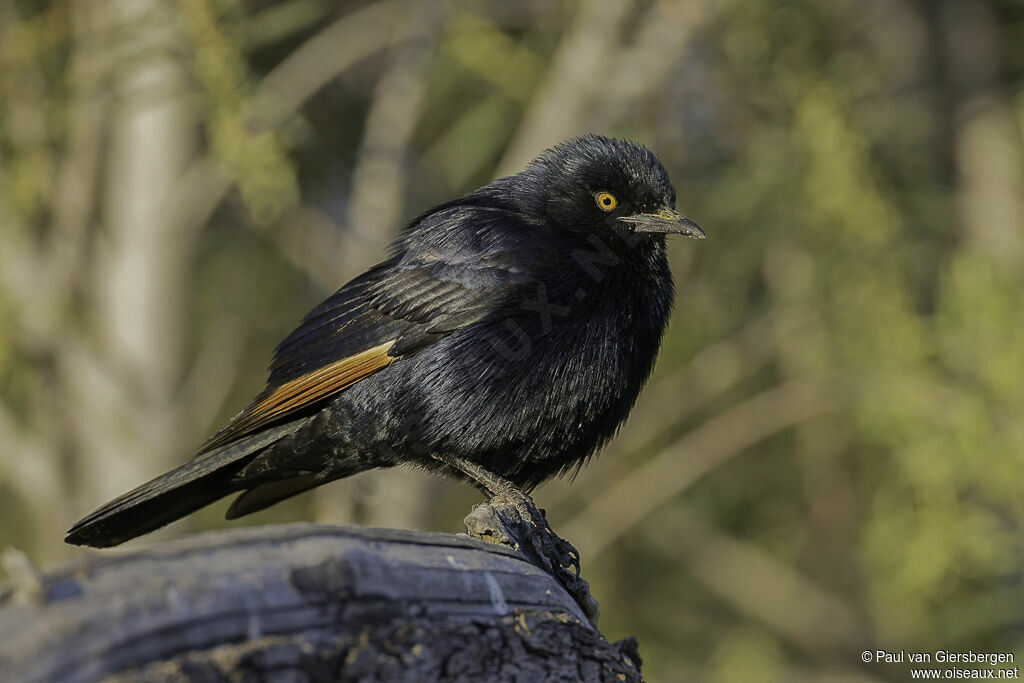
{"left": 66, "top": 135, "right": 704, "bottom": 548}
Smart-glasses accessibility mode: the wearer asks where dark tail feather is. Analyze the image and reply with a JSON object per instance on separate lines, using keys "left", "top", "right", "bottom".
{"left": 225, "top": 474, "right": 322, "bottom": 519}
{"left": 225, "top": 461, "right": 369, "bottom": 520}
{"left": 65, "top": 423, "right": 304, "bottom": 548}
{"left": 64, "top": 465, "right": 247, "bottom": 548}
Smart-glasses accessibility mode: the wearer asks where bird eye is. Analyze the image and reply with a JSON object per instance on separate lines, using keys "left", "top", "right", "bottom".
{"left": 595, "top": 191, "right": 617, "bottom": 212}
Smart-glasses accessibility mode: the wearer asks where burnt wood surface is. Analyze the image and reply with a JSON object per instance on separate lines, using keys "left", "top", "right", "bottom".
{"left": 0, "top": 523, "right": 642, "bottom": 682}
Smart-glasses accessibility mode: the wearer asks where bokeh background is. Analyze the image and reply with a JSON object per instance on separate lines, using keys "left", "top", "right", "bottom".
{"left": 2, "top": 0, "right": 1023, "bottom": 680}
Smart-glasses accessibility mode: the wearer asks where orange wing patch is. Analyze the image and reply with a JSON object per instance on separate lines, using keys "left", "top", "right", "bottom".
{"left": 201, "top": 340, "right": 397, "bottom": 452}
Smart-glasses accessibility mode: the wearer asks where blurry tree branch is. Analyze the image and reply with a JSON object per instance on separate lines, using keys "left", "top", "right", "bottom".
{"left": 498, "top": 0, "right": 706, "bottom": 172}
{"left": 498, "top": 0, "right": 633, "bottom": 174}
{"left": 548, "top": 314, "right": 777, "bottom": 507}
{"left": 937, "top": 0, "right": 1024, "bottom": 265}
{"left": 0, "top": 408, "right": 59, "bottom": 545}
{"left": 563, "top": 378, "right": 833, "bottom": 558}
{"left": 72, "top": 0, "right": 195, "bottom": 510}
{"left": 315, "top": 1, "right": 447, "bottom": 528}
{"left": 421, "top": 11, "right": 545, "bottom": 191}
{"left": 592, "top": 0, "right": 706, "bottom": 131}
{"left": 254, "top": 0, "right": 427, "bottom": 131}
{"left": 235, "top": 0, "right": 334, "bottom": 50}
{"left": 49, "top": 4, "right": 106, "bottom": 302}
{"left": 270, "top": 203, "right": 354, "bottom": 291}
{"left": 165, "top": 0, "right": 430, "bottom": 272}
{"left": 616, "top": 314, "right": 778, "bottom": 454}
{"left": 640, "top": 510, "right": 876, "bottom": 676}
{"left": 342, "top": 2, "right": 447, "bottom": 274}
{"left": 179, "top": 317, "right": 247, "bottom": 439}
{"left": 0, "top": 0, "right": 198, "bottom": 557}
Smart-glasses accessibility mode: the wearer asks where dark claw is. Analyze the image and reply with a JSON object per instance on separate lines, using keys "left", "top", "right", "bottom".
{"left": 463, "top": 492, "right": 600, "bottom": 626}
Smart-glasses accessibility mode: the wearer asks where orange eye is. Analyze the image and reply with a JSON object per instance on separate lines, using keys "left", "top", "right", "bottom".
{"left": 595, "top": 191, "right": 617, "bottom": 211}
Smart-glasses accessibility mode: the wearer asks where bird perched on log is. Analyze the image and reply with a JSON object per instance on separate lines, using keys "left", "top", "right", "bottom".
{"left": 66, "top": 136, "right": 704, "bottom": 585}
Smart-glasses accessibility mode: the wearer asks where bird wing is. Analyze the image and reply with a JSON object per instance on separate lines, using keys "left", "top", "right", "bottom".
{"left": 199, "top": 217, "right": 530, "bottom": 453}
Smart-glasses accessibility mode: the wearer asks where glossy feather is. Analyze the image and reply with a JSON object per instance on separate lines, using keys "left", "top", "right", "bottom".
{"left": 66, "top": 135, "right": 693, "bottom": 548}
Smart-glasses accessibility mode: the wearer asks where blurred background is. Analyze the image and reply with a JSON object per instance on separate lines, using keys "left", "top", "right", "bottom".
{"left": 1, "top": 0, "right": 1023, "bottom": 680}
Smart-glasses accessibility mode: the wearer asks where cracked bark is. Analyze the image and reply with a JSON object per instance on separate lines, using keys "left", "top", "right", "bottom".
{"left": 0, "top": 524, "right": 642, "bottom": 682}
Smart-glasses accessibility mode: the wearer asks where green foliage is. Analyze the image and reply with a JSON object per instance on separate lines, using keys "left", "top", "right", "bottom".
{"left": 180, "top": 0, "right": 299, "bottom": 223}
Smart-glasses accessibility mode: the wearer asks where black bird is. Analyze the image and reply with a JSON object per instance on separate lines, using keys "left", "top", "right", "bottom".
{"left": 65, "top": 135, "right": 704, "bottom": 549}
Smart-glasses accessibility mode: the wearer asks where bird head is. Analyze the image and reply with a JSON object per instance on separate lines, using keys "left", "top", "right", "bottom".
{"left": 519, "top": 134, "right": 705, "bottom": 242}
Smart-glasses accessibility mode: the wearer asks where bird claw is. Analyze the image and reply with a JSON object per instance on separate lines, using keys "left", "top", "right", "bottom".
{"left": 463, "top": 492, "right": 600, "bottom": 627}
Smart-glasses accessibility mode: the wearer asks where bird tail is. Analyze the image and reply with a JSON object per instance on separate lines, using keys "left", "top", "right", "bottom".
{"left": 65, "top": 423, "right": 303, "bottom": 548}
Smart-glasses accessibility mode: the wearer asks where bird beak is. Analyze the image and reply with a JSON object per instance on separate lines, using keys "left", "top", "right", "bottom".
{"left": 619, "top": 207, "right": 706, "bottom": 239}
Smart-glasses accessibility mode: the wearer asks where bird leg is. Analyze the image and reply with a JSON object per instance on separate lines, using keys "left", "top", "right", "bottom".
{"left": 432, "top": 453, "right": 600, "bottom": 626}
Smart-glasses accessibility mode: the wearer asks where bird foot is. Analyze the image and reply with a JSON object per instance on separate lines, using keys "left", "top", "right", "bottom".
{"left": 463, "top": 491, "right": 600, "bottom": 627}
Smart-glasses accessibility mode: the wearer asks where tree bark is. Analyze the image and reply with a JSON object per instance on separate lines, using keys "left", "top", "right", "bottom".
{"left": 0, "top": 524, "right": 642, "bottom": 682}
